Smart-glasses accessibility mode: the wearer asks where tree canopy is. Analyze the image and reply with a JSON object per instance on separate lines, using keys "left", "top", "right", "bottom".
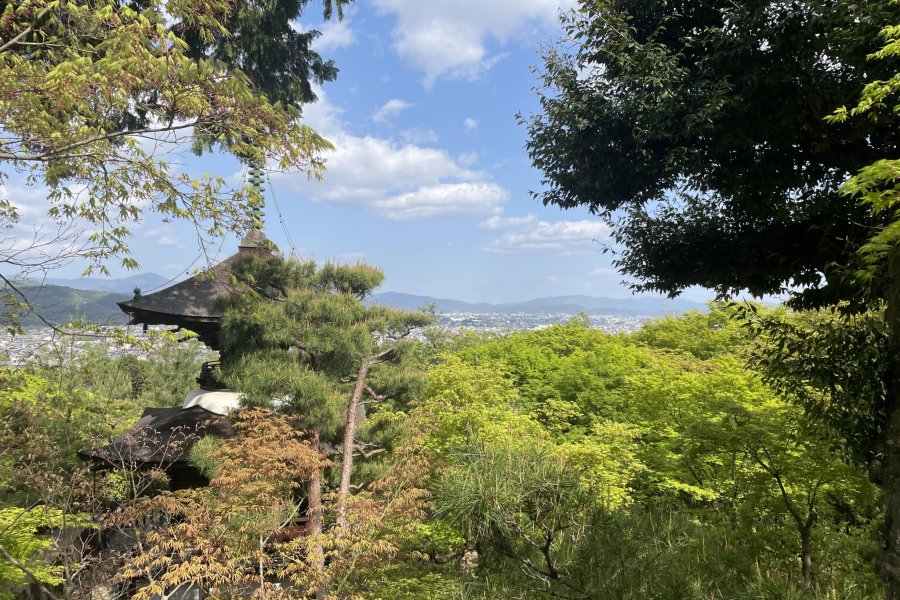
{"left": 522, "top": 0, "right": 900, "bottom": 304}
{"left": 524, "top": 3, "right": 900, "bottom": 594}
{"left": 0, "top": 0, "right": 343, "bottom": 286}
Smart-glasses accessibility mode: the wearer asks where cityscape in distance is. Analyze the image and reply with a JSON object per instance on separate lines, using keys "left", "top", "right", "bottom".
{"left": 0, "top": 274, "right": 710, "bottom": 364}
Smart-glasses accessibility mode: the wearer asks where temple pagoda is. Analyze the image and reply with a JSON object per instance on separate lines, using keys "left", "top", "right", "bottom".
{"left": 81, "top": 228, "right": 273, "bottom": 488}
{"left": 116, "top": 230, "right": 269, "bottom": 349}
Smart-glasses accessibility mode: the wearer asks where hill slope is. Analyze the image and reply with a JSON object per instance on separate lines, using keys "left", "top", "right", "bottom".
{"left": 9, "top": 282, "right": 130, "bottom": 327}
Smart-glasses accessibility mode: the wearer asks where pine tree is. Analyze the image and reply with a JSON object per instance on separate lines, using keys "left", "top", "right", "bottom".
{"left": 217, "top": 253, "right": 433, "bottom": 591}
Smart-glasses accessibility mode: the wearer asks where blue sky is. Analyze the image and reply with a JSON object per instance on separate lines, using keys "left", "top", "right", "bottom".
{"left": 6, "top": 0, "right": 713, "bottom": 304}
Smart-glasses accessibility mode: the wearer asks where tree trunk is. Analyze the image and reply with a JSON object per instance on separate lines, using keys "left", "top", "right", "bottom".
{"left": 883, "top": 249, "right": 900, "bottom": 600}
{"left": 800, "top": 526, "right": 812, "bottom": 583}
{"left": 336, "top": 360, "right": 371, "bottom": 531}
{"left": 306, "top": 429, "right": 325, "bottom": 599}
{"left": 883, "top": 363, "right": 900, "bottom": 599}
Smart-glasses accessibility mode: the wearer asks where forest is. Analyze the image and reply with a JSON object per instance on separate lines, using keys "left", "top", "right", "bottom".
{"left": 0, "top": 298, "right": 886, "bottom": 599}
{"left": 3, "top": 0, "right": 900, "bottom": 598}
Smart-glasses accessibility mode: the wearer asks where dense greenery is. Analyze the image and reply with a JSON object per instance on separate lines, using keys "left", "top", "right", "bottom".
{"left": 0, "top": 334, "right": 210, "bottom": 598}
{"left": 522, "top": 0, "right": 900, "bottom": 593}
{"left": 401, "top": 310, "right": 880, "bottom": 598}
{"left": 2, "top": 0, "right": 898, "bottom": 596}
{"left": 0, "top": 307, "right": 886, "bottom": 599}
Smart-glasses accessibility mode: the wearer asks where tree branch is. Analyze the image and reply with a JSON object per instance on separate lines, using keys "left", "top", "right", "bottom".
{"left": 0, "top": 540, "right": 63, "bottom": 600}
{"left": 0, "top": 121, "right": 199, "bottom": 162}
{"left": 0, "top": 6, "right": 52, "bottom": 54}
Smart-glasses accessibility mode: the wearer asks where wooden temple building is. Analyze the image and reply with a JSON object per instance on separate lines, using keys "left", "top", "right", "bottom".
{"left": 79, "top": 230, "right": 272, "bottom": 489}
{"left": 116, "top": 229, "right": 268, "bottom": 348}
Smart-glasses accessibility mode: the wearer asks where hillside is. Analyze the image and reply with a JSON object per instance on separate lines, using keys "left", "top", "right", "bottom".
{"left": 9, "top": 282, "right": 130, "bottom": 327}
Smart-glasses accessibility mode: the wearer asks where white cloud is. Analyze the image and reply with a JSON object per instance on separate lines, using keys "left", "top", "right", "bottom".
{"left": 479, "top": 214, "right": 538, "bottom": 229}
{"left": 313, "top": 19, "right": 356, "bottom": 52}
{"left": 275, "top": 91, "right": 507, "bottom": 221}
{"left": 464, "top": 117, "right": 478, "bottom": 131}
{"left": 301, "top": 91, "right": 345, "bottom": 133}
{"left": 143, "top": 227, "right": 180, "bottom": 247}
{"left": 457, "top": 151, "right": 478, "bottom": 167}
{"left": 1, "top": 183, "right": 48, "bottom": 220}
{"left": 400, "top": 128, "right": 440, "bottom": 145}
{"left": 374, "top": 182, "right": 507, "bottom": 220}
{"left": 373, "top": 0, "right": 574, "bottom": 86}
{"left": 373, "top": 98, "right": 413, "bottom": 123}
{"left": 306, "top": 133, "right": 480, "bottom": 203}
{"left": 486, "top": 219, "right": 610, "bottom": 254}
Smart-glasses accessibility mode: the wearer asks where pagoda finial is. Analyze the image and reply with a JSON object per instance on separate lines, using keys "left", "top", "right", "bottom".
{"left": 248, "top": 161, "right": 266, "bottom": 231}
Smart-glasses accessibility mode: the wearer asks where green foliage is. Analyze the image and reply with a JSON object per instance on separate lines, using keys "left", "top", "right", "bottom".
{"left": 827, "top": 14, "right": 900, "bottom": 281}
{"left": 220, "top": 256, "right": 432, "bottom": 445}
{"left": 0, "top": 365, "right": 134, "bottom": 469}
{"left": 522, "top": 0, "right": 900, "bottom": 305}
{"left": 633, "top": 304, "right": 748, "bottom": 359}
{"left": 557, "top": 420, "right": 643, "bottom": 508}
{"left": 0, "top": 506, "right": 91, "bottom": 599}
{"left": 522, "top": 5, "right": 900, "bottom": 582}
{"left": 416, "top": 309, "right": 880, "bottom": 597}
{"left": 181, "top": 0, "right": 350, "bottom": 110}
{"left": 738, "top": 303, "right": 889, "bottom": 462}
{"left": 418, "top": 354, "right": 540, "bottom": 456}
{"left": 363, "top": 563, "right": 466, "bottom": 600}
{"left": 189, "top": 436, "right": 225, "bottom": 480}
{"left": 31, "top": 333, "right": 211, "bottom": 409}
{"left": 433, "top": 440, "right": 592, "bottom": 593}
{"left": 0, "top": 296, "right": 884, "bottom": 597}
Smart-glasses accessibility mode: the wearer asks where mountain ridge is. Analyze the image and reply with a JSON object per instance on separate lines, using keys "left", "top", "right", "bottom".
{"left": 369, "top": 292, "right": 706, "bottom": 316}
{"left": 4, "top": 278, "right": 707, "bottom": 327}
{"left": 34, "top": 273, "right": 170, "bottom": 294}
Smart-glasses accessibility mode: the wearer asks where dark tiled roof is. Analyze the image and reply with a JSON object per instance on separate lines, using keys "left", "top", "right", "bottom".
{"left": 79, "top": 405, "right": 233, "bottom": 469}
{"left": 117, "top": 254, "right": 239, "bottom": 321}
{"left": 118, "top": 230, "right": 269, "bottom": 321}
{"left": 117, "top": 231, "right": 270, "bottom": 348}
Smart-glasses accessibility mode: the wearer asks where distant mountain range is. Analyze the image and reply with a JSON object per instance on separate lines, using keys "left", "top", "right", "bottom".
{"left": 34, "top": 273, "right": 170, "bottom": 294}
{"left": 368, "top": 292, "right": 706, "bottom": 316}
{"left": 4, "top": 274, "right": 707, "bottom": 327}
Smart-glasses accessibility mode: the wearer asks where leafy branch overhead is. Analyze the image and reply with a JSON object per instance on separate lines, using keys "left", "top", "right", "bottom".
{"left": 828, "top": 19, "right": 900, "bottom": 281}
{"left": 0, "top": 0, "right": 337, "bottom": 275}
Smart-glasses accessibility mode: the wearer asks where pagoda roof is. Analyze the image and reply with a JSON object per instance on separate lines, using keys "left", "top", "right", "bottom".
{"left": 79, "top": 405, "right": 233, "bottom": 471}
{"left": 117, "top": 231, "right": 269, "bottom": 348}
{"left": 117, "top": 254, "right": 237, "bottom": 321}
